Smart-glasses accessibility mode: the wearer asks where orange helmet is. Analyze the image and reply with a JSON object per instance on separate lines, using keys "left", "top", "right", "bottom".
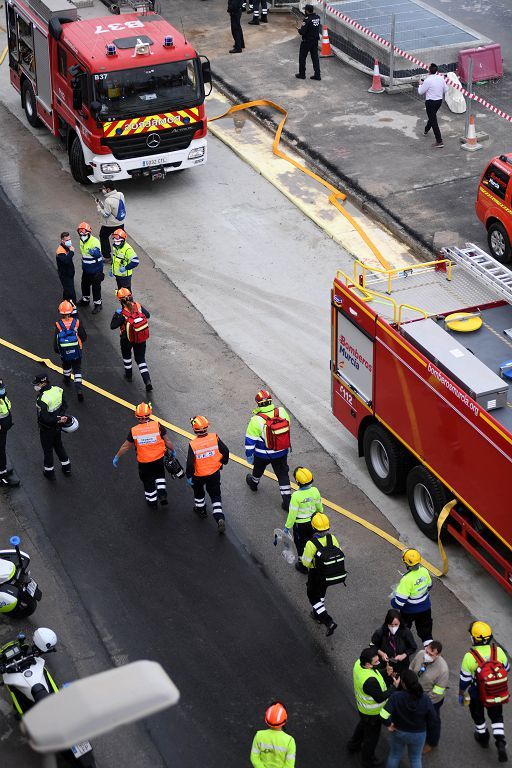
{"left": 255, "top": 389, "right": 272, "bottom": 405}
{"left": 265, "top": 702, "right": 287, "bottom": 729}
{"left": 116, "top": 287, "right": 132, "bottom": 301}
{"left": 113, "top": 228, "right": 126, "bottom": 241}
{"left": 77, "top": 221, "right": 92, "bottom": 234}
{"left": 135, "top": 402, "right": 152, "bottom": 420}
{"left": 58, "top": 300, "right": 75, "bottom": 315}
{"left": 190, "top": 415, "right": 209, "bottom": 434}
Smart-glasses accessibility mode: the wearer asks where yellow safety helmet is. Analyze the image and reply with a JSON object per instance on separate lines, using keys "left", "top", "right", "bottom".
{"left": 312, "top": 513, "right": 330, "bottom": 532}
{"left": 293, "top": 467, "right": 313, "bottom": 486}
{"left": 402, "top": 549, "right": 421, "bottom": 567}
{"left": 469, "top": 621, "right": 492, "bottom": 643}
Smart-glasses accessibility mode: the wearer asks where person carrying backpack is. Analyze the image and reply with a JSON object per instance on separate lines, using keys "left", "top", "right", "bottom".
{"left": 110, "top": 229, "right": 139, "bottom": 290}
{"left": 110, "top": 288, "right": 152, "bottom": 392}
{"left": 459, "top": 621, "right": 509, "bottom": 763}
{"left": 53, "top": 301, "right": 87, "bottom": 402}
{"left": 300, "top": 513, "right": 346, "bottom": 636}
{"left": 245, "top": 389, "right": 292, "bottom": 510}
{"left": 96, "top": 183, "right": 126, "bottom": 261}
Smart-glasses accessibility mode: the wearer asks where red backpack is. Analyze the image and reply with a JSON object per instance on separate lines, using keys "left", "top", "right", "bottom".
{"left": 122, "top": 305, "right": 149, "bottom": 344}
{"left": 260, "top": 408, "right": 291, "bottom": 452}
{"left": 470, "top": 645, "right": 509, "bottom": 707}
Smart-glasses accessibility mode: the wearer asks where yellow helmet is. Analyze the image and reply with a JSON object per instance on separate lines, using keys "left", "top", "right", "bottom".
{"left": 402, "top": 549, "right": 421, "bottom": 567}
{"left": 470, "top": 621, "right": 492, "bottom": 643}
{"left": 312, "top": 513, "right": 330, "bottom": 532}
{"left": 294, "top": 467, "right": 313, "bottom": 486}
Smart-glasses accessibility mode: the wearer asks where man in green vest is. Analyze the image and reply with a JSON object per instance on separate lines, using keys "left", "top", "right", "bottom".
{"left": 110, "top": 229, "right": 139, "bottom": 291}
{"left": 284, "top": 466, "right": 322, "bottom": 573}
{"left": 391, "top": 548, "right": 433, "bottom": 646}
{"left": 347, "top": 646, "right": 400, "bottom": 767}
{"left": 0, "top": 378, "right": 20, "bottom": 488}
{"left": 250, "top": 701, "right": 296, "bottom": 767}
{"left": 33, "top": 374, "right": 71, "bottom": 481}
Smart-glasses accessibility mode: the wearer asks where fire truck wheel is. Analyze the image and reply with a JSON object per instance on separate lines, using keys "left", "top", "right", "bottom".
{"left": 487, "top": 222, "right": 511, "bottom": 264}
{"left": 406, "top": 465, "right": 447, "bottom": 541}
{"left": 22, "top": 80, "right": 42, "bottom": 128}
{"left": 69, "top": 137, "right": 92, "bottom": 186}
{"left": 363, "top": 423, "right": 408, "bottom": 494}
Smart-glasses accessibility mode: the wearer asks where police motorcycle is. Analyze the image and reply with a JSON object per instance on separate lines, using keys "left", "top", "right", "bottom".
{"left": 0, "top": 627, "right": 96, "bottom": 766}
{"left": 0, "top": 536, "right": 42, "bottom": 617}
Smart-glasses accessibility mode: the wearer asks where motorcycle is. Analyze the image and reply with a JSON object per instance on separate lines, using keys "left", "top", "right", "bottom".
{"left": 0, "top": 535, "right": 42, "bottom": 617}
{"left": 0, "top": 627, "right": 96, "bottom": 766}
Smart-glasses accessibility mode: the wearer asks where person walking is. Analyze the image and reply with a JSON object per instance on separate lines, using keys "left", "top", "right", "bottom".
{"left": 418, "top": 63, "right": 448, "bottom": 148}
{"left": 347, "top": 646, "right": 400, "bottom": 767}
{"left": 76, "top": 222, "right": 104, "bottom": 314}
{"left": 301, "top": 512, "right": 346, "bottom": 636}
{"left": 391, "top": 549, "right": 433, "bottom": 647}
{"left": 250, "top": 702, "right": 296, "bottom": 767}
{"left": 245, "top": 389, "right": 292, "bottom": 510}
{"left": 96, "top": 183, "right": 126, "bottom": 261}
{"left": 55, "top": 232, "right": 76, "bottom": 304}
{"left": 370, "top": 609, "right": 417, "bottom": 684}
{"left": 186, "top": 415, "right": 230, "bottom": 534}
{"left": 0, "top": 379, "right": 20, "bottom": 488}
{"left": 380, "top": 668, "right": 437, "bottom": 768}
{"left": 410, "top": 640, "right": 449, "bottom": 753}
{"left": 296, "top": 4, "right": 321, "bottom": 81}
{"left": 33, "top": 373, "right": 71, "bottom": 480}
{"left": 283, "top": 466, "right": 322, "bottom": 573}
{"left": 113, "top": 402, "right": 176, "bottom": 508}
{"left": 248, "top": 0, "right": 267, "bottom": 25}
{"left": 110, "top": 229, "right": 139, "bottom": 290}
{"left": 459, "top": 621, "right": 509, "bottom": 763}
{"left": 110, "top": 288, "right": 152, "bottom": 392}
{"left": 228, "top": 0, "right": 245, "bottom": 53}
{"left": 54, "top": 301, "right": 87, "bottom": 402}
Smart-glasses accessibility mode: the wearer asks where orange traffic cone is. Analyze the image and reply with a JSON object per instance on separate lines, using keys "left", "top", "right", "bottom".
{"left": 320, "top": 25, "right": 333, "bottom": 58}
{"left": 461, "top": 115, "right": 482, "bottom": 152}
{"left": 368, "top": 59, "right": 385, "bottom": 94}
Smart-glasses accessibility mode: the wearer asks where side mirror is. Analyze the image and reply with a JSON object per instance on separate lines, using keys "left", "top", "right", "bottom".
{"left": 90, "top": 100, "right": 101, "bottom": 120}
{"left": 201, "top": 57, "right": 212, "bottom": 97}
{"left": 72, "top": 85, "right": 83, "bottom": 111}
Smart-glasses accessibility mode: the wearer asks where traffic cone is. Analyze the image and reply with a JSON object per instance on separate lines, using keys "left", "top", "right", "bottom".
{"left": 320, "top": 26, "right": 333, "bottom": 58}
{"left": 461, "top": 115, "right": 482, "bottom": 152}
{"left": 368, "top": 59, "right": 385, "bottom": 94}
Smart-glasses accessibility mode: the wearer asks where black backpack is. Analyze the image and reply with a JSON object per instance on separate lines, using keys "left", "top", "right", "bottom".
{"left": 313, "top": 535, "right": 347, "bottom": 585}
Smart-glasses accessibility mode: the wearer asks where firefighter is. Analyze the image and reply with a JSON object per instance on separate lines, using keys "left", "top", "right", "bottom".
{"left": 459, "top": 621, "right": 509, "bottom": 763}
{"left": 54, "top": 301, "right": 87, "bottom": 402}
{"left": 391, "top": 549, "right": 433, "bottom": 646}
{"left": 186, "top": 415, "right": 230, "bottom": 534}
{"left": 113, "top": 402, "right": 175, "bottom": 508}
{"left": 110, "top": 288, "right": 152, "bottom": 392}
{"left": 55, "top": 231, "right": 76, "bottom": 304}
{"left": 250, "top": 702, "right": 296, "bottom": 767}
{"left": 33, "top": 373, "right": 71, "bottom": 480}
{"left": 110, "top": 229, "right": 139, "bottom": 290}
{"left": 248, "top": 0, "right": 267, "bottom": 24}
{"left": 76, "top": 221, "right": 104, "bottom": 314}
{"left": 0, "top": 378, "right": 20, "bottom": 488}
{"left": 284, "top": 466, "right": 322, "bottom": 573}
{"left": 245, "top": 389, "right": 291, "bottom": 511}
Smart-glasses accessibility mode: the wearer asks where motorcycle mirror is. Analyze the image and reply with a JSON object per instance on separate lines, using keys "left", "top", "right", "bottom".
{"left": 10, "top": 535, "right": 20, "bottom": 547}
{"left": 17, "top": 632, "right": 25, "bottom": 641}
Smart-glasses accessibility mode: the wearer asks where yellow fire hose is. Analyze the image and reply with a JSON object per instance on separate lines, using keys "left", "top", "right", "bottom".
{"left": 0, "top": 47, "right": 8, "bottom": 66}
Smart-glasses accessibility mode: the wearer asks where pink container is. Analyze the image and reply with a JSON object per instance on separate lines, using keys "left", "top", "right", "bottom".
{"left": 457, "top": 44, "right": 503, "bottom": 83}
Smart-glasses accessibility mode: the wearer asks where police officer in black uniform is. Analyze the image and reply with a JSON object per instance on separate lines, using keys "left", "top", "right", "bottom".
{"left": 228, "top": 0, "right": 245, "bottom": 53}
{"left": 296, "top": 4, "right": 321, "bottom": 81}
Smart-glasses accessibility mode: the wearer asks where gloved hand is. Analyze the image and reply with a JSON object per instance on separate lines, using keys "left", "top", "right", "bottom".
{"left": 109, "top": 270, "right": 113, "bottom": 278}
{"left": 245, "top": 452, "right": 254, "bottom": 462}
{"left": 115, "top": 308, "right": 122, "bottom": 314}
{"left": 119, "top": 266, "right": 126, "bottom": 273}
{"left": 186, "top": 477, "right": 193, "bottom": 487}
{"left": 283, "top": 527, "right": 290, "bottom": 536}
{"left": 112, "top": 456, "right": 119, "bottom": 468}
{"left": 170, "top": 450, "right": 177, "bottom": 458}
{"left": 458, "top": 694, "right": 465, "bottom": 706}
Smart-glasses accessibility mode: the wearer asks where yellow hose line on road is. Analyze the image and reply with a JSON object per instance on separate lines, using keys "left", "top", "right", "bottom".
{"left": 0, "top": 335, "right": 444, "bottom": 577}
{"left": 0, "top": 47, "right": 8, "bottom": 66}
{"left": 209, "top": 100, "right": 392, "bottom": 271}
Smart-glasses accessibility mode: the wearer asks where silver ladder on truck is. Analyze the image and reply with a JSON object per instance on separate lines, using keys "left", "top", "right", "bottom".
{"left": 442, "top": 243, "right": 512, "bottom": 304}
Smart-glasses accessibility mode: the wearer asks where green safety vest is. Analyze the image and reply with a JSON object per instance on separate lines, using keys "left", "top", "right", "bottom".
{"left": 0, "top": 396, "right": 11, "bottom": 418}
{"left": 285, "top": 485, "right": 323, "bottom": 527}
{"left": 353, "top": 660, "right": 387, "bottom": 715}
{"left": 39, "top": 387, "right": 63, "bottom": 413}
{"left": 112, "top": 242, "right": 136, "bottom": 277}
{"left": 250, "top": 728, "right": 296, "bottom": 767}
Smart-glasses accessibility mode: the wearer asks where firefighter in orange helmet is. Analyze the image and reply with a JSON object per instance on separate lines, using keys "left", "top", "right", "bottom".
{"left": 186, "top": 416, "right": 230, "bottom": 534}
{"left": 250, "top": 702, "right": 296, "bottom": 767}
{"left": 110, "top": 229, "right": 139, "bottom": 291}
{"left": 53, "top": 301, "right": 87, "bottom": 402}
{"left": 113, "top": 402, "right": 176, "bottom": 508}
{"left": 110, "top": 288, "right": 152, "bottom": 392}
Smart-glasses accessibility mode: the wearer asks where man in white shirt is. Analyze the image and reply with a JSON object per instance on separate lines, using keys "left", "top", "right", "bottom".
{"left": 418, "top": 63, "right": 449, "bottom": 148}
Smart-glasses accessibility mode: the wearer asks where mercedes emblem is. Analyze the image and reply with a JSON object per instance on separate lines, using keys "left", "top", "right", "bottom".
{"left": 146, "top": 133, "right": 161, "bottom": 149}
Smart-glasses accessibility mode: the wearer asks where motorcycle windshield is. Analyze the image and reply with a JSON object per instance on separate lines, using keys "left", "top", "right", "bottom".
{"left": 0, "top": 558, "right": 16, "bottom": 584}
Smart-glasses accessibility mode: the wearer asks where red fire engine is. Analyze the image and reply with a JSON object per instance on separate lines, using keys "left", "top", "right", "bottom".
{"left": 330, "top": 244, "right": 512, "bottom": 593}
{"left": 5, "top": 0, "right": 212, "bottom": 183}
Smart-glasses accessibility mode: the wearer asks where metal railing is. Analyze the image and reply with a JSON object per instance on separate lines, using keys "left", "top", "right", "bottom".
{"left": 353, "top": 259, "right": 453, "bottom": 295}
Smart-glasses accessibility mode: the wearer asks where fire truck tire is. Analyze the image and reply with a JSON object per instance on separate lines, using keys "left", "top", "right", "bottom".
{"left": 487, "top": 222, "right": 511, "bottom": 264}
{"left": 22, "top": 80, "right": 42, "bottom": 128}
{"left": 363, "top": 423, "right": 408, "bottom": 494}
{"left": 407, "top": 465, "right": 448, "bottom": 541}
{"left": 69, "top": 137, "right": 92, "bottom": 186}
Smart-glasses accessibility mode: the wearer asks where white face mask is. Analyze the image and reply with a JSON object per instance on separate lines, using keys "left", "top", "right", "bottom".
{"left": 388, "top": 625, "right": 399, "bottom": 635}
{"left": 424, "top": 652, "right": 435, "bottom": 663}
{"left": 64, "top": 239, "right": 73, "bottom": 248}
{"left": 34, "top": 385, "right": 42, "bottom": 392}
{"left": 79, "top": 234, "right": 89, "bottom": 242}
{"left": 113, "top": 239, "right": 123, "bottom": 247}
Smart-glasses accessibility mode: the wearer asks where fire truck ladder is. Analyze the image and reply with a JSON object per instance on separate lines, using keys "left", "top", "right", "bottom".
{"left": 441, "top": 243, "right": 512, "bottom": 304}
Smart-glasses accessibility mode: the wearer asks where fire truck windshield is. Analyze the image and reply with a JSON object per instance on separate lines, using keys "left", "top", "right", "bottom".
{"left": 93, "top": 59, "right": 201, "bottom": 118}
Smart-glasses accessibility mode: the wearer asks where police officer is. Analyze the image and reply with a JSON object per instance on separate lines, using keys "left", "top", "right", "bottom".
{"left": 245, "top": 389, "right": 291, "bottom": 511}
{"left": 186, "top": 415, "right": 230, "bottom": 534}
{"left": 55, "top": 232, "right": 76, "bottom": 304}
{"left": 228, "top": 0, "right": 245, "bottom": 54}
{"left": 391, "top": 549, "right": 433, "bottom": 646}
{"left": 250, "top": 702, "right": 296, "bottom": 767}
{"left": 0, "top": 379, "right": 20, "bottom": 488}
{"left": 459, "top": 621, "right": 509, "bottom": 763}
{"left": 113, "top": 402, "right": 175, "bottom": 508}
{"left": 76, "top": 221, "right": 104, "bottom": 314}
{"left": 110, "top": 288, "right": 152, "bottom": 392}
{"left": 33, "top": 373, "right": 71, "bottom": 480}
{"left": 54, "top": 301, "right": 87, "bottom": 402}
{"left": 110, "top": 229, "right": 139, "bottom": 290}
{"left": 284, "top": 466, "right": 322, "bottom": 573}
{"left": 296, "top": 4, "right": 321, "bottom": 81}
{"left": 248, "top": 0, "right": 267, "bottom": 24}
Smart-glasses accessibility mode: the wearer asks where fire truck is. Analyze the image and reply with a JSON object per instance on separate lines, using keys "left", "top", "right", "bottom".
{"left": 5, "top": 0, "right": 212, "bottom": 183}
{"left": 330, "top": 244, "right": 512, "bottom": 593}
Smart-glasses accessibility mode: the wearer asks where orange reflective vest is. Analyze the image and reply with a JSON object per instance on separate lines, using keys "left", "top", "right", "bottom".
{"left": 131, "top": 420, "right": 165, "bottom": 463}
{"left": 190, "top": 433, "right": 222, "bottom": 477}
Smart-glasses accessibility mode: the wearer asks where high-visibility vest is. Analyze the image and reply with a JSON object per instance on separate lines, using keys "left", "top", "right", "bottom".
{"left": 250, "top": 728, "right": 296, "bottom": 766}
{"left": 286, "top": 485, "right": 322, "bottom": 527}
{"left": 393, "top": 566, "right": 432, "bottom": 612}
{"left": 131, "top": 421, "right": 166, "bottom": 463}
{"left": 112, "top": 242, "right": 136, "bottom": 277}
{"left": 0, "top": 396, "right": 11, "bottom": 418}
{"left": 39, "top": 387, "right": 64, "bottom": 413}
{"left": 190, "top": 433, "right": 222, "bottom": 477}
{"left": 353, "top": 660, "right": 387, "bottom": 715}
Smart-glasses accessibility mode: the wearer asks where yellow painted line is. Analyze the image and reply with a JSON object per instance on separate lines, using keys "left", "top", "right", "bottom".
{"left": 0, "top": 47, "right": 8, "bottom": 66}
{"left": 0, "top": 335, "right": 444, "bottom": 577}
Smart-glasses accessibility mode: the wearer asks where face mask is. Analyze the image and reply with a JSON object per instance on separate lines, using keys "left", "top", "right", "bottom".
{"left": 388, "top": 625, "right": 399, "bottom": 635}
{"left": 424, "top": 652, "right": 434, "bottom": 663}
{"left": 0, "top": 388, "right": 5, "bottom": 396}
{"left": 113, "top": 239, "right": 123, "bottom": 247}
{"left": 34, "top": 385, "right": 42, "bottom": 392}
{"left": 79, "top": 234, "right": 89, "bottom": 242}
{"left": 64, "top": 239, "right": 73, "bottom": 248}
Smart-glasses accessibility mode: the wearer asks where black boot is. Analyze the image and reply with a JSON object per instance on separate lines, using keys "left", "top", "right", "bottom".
{"left": 159, "top": 492, "right": 168, "bottom": 507}
{"left": 61, "top": 464, "right": 72, "bottom": 476}
{"left": 246, "top": 474, "right": 258, "bottom": 492}
{"left": 0, "top": 476, "right": 20, "bottom": 488}
{"left": 497, "top": 739, "right": 508, "bottom": 763}
{"left": 43, "top": 469, "right": 56, "bottom": 481}
{"left": 91, "top": 304, "right": 103, "bottom": 315}
{"left": 124, "top": 371, "right": 133, "bottom": 381}
{"left": 194, "top": 505, "right": 207, "bottom": 519}
{"left": 248, "top": 18, "right": 259, "bottom": 25}
{"left": 474, "top": 731, "right": 490, "bottom": 748}
{"left": 145, "top": 380, "right": 153, "bottom": 392}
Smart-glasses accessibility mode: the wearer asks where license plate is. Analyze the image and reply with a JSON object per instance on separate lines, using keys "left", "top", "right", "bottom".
{"left": 72, "top": 741, "right": 93, "bottom": 757}
{"left": 26, "top": 579, "right": 37, "bottom": 597}
{"left": 142, "top": 157, "right": 166, "bottom": 167}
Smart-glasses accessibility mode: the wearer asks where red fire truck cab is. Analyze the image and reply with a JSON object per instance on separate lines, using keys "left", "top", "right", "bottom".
{"left": 5, "top": 0, "right": 212, "bottom": 184}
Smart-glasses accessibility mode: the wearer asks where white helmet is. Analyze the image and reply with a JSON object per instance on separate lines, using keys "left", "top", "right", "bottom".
{"left": 33, "top": 627, "right": 58, "bottom": 652}
{"left": 61, "top": 416, "right": 79, "bottom": 433}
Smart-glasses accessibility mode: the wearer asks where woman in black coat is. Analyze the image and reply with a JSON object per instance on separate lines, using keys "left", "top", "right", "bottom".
{"left": 370, "top": 609, "right": 417, "bottom": 683}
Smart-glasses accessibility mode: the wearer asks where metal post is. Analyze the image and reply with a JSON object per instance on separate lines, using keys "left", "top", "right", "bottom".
{"left": 322, "top": 0, "right": 327, "bottom": 27}
{"left": 389, "top": 14, "right": 396, "bottom": 89}
{"left": 464, "top": 57, "right": 473, "bottom": 138}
